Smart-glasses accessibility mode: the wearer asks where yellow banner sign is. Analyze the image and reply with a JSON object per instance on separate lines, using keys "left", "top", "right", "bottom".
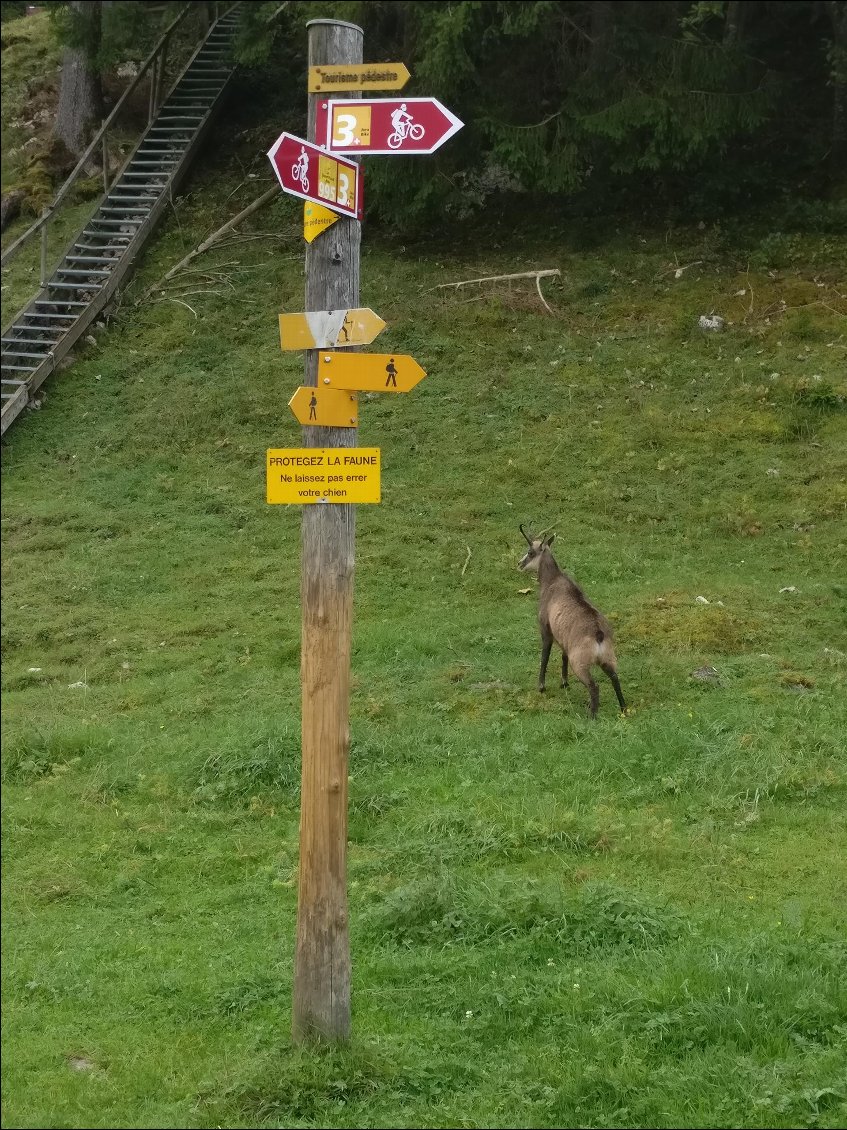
{"left": 279, "top": 308, "right": 386, "bottom": 351}
{"left": 267, "top": 448, "right": 380, "bottom": 505}
{"left": 303, "top": 201, "right": 338, "bottom": 243}
{"left": 317, "top": 351, "right": 426, "bottom": 393}
{"left": 308, "top": 63, "right": 410, "bottom": 94}
{"left": 288, "top": 386, "right": 358, "bottom": 428}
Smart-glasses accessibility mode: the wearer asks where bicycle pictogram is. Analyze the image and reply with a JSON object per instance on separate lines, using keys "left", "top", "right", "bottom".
{"left": 388, "top": 104, "right": 425, "bottom": 149}
{"left": 291, "top": 147, "right": 310, "bottom": 193}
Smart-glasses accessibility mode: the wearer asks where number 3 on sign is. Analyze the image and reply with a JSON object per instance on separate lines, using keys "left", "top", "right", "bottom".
{"left": 331, "top": 106, "right": 372, "bottom": 148}
{"left": 318, "top": 155, "right": 356, "bottom": 211}
{"left": 337, "top": 171, "right": 351, "bottom": 208}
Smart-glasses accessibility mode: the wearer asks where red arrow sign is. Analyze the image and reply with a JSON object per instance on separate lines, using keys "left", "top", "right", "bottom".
{"left": 267, "top": 131, "right": 363, "bottom": 219}
{"left": 319, "top": 98, "right": 463, "bottom": 156}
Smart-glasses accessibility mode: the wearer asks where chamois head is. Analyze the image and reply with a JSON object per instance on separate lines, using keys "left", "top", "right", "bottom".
{"left": 518, "top": 525, "right": 555, "bottom": 572}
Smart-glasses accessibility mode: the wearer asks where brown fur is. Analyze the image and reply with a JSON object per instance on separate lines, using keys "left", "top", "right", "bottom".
{"left": 518, "top": 528, "right": 626, "bottom": 719}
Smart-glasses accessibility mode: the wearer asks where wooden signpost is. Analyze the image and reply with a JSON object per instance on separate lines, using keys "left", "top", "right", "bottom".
{"left": 265, "top": 18, "right": 463, "bottom": 1046}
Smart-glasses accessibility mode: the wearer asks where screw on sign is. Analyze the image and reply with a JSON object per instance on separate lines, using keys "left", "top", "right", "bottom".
{"left": 320, "top": 97, "right": 464, "bottom": 156}
{"left": 266, "top": 131, "right": 363, "bottom": 219}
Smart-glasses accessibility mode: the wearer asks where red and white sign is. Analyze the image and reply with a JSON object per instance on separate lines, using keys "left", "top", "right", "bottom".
{"left": 319, "top": 98, "right": 463, "bottom": 156}
{"left": 267, "top": 131, "right": 363, "bottom": 220}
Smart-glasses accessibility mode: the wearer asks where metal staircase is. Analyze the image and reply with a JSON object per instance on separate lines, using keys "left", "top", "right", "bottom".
{"left": 1, "top": 5, "right": 241, "bottom": 436}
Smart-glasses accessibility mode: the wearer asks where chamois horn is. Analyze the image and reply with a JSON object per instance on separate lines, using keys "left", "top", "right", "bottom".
{"left": 519, "top": 524, "right": 533, "bottom": 545}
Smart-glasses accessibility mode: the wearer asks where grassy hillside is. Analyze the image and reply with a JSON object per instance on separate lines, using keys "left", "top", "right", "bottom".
{"left": 2, "top": 92, "right": 847, "bottom": 1129}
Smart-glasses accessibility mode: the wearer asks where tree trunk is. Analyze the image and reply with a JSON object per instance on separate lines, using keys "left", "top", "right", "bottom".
{"left": 0, "top": 189, "right": 25, "bottom": 234}
{"left": 54, "top": 0, "right": 103, "bottom": 159}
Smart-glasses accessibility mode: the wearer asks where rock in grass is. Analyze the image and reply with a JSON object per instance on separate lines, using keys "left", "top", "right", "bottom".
{"left": 690, "top": 665, "right": 721, "bottom": 683}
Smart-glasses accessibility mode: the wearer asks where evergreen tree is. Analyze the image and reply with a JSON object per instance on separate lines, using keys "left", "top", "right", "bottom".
{"left": 252, "top": 0, "right": 844, "bottom": 225}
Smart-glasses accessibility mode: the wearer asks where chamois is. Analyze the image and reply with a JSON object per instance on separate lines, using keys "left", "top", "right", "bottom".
{"left": 518, "top": 526, "right": 626, "bottom": 719}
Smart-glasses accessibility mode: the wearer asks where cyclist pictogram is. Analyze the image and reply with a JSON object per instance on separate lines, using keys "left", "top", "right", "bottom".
{"left": 388, "top": 103, "right": 425, "bottom": 149}
{"left": 291, "top": 147, "right": 310, "bottom": 193}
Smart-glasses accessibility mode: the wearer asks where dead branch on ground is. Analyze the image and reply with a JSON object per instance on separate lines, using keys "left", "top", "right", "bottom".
{"left": 430, "top": 268, "right": 561, "bottom": 314}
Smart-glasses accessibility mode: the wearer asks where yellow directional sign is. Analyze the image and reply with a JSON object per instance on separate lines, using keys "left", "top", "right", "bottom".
{"left": 267, "top": 448, "right": 380, "bottom": 505}
{"left": 317, "top": 351, "right": 426, "bottom": 393}
{"left": 308, "top": 63, "right": 410, "bottom": 94}
{"left": 288, "top": 386, "right": 358, "bottom": 428}
{"left": 303, "top": 201, "right": 338, "bottom": 243}
{"left": 279, "top": 308, "right": 386, "bottom": 351}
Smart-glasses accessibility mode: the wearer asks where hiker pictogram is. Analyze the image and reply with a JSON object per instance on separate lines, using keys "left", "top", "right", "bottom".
{"left": 385, "top": 358, "right": 398, "bottom": 387}
{"left": 309, "top": 392, "right": 318, "bottom": 420}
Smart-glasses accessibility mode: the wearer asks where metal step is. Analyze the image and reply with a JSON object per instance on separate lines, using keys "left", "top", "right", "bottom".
{"left": 23, "top": 311, "right": 79, "bottom": 320}
{"left": 104, "top": 192, "right": 156, "bottom": 200}
{"left": 2, "top": 333, "right": 60, "bottom": 343}
{"left": 87, "top": 218, "right": 144, "bottom": 226}
{"left": 1, "top": 362, "right": 40, "bottom": 372}
{"left": 47, "top": 280, "right": 104, "bottom": 289}
{"left": 56, "top": 267, "right": 111, "bottom": 276}
{"left": 34, "top": 299, "right": 88, "bottom": 307}
{"left": 1, "top": 350, "right": 49, "bottom": 361}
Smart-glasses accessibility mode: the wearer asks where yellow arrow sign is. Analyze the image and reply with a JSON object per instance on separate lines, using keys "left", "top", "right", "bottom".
{"left": 317, "top": 351, "right": 426, "bottom": 393}
{"left": 279, "top": 308, "right": 386, "bottom": 351}
{"left": 308, "top": 63, "right": 410, "bottom": 94}
{"left": 267, "top": 448, "right": 380, "bottom": 505}
{"left": 288, "top": 386, "right": 358, "bottom": 428}
{"left": 303, "top": 201, "right": 338, "bottom": 243}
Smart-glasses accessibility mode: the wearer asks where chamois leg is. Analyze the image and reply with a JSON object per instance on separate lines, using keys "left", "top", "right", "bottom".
{"left": 571, "top": 659, "right": 600, "bottom": 718}
{"left": 600, "top": 661, "right": 627, "bottom": 714}
{"left": 538, "top": 627, "right": 554, "bottom": 692}
{"left": 561, "top": 653, "right": 569, "bottom": 688}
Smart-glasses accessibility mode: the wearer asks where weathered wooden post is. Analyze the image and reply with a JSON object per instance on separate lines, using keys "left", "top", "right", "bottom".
{"left": 291, "top": 17, "right": 363, "bottom": 1045}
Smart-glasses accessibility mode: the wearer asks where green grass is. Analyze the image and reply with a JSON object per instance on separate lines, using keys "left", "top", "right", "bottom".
{"left": 2, "top": 126, "right": 847, "bottom": 1128}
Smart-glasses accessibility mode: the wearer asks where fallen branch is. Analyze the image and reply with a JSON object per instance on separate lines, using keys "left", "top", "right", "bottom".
{"left": 433, "top": 268, "right": 560, "bottom": 290}
{"left": 152, "top": 297, "right": 197, "bottom": 318}
{"left": 431, "top": 268, "right": 560, "bottom": 314}
{"left": 140, "top": 185, "right": 278, "bottom": 302}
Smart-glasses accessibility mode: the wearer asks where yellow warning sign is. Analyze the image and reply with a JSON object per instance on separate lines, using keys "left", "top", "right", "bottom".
{"left": 267, "top": 448, "right": 381, "bottom": 505}
{"left": 303, "top": 201, "right": 338, "bottom": 243}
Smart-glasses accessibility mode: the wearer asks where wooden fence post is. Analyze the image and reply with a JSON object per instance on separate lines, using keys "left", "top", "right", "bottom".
{"left": 291, "top": 17, "right": 363, "bottom": 1045}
